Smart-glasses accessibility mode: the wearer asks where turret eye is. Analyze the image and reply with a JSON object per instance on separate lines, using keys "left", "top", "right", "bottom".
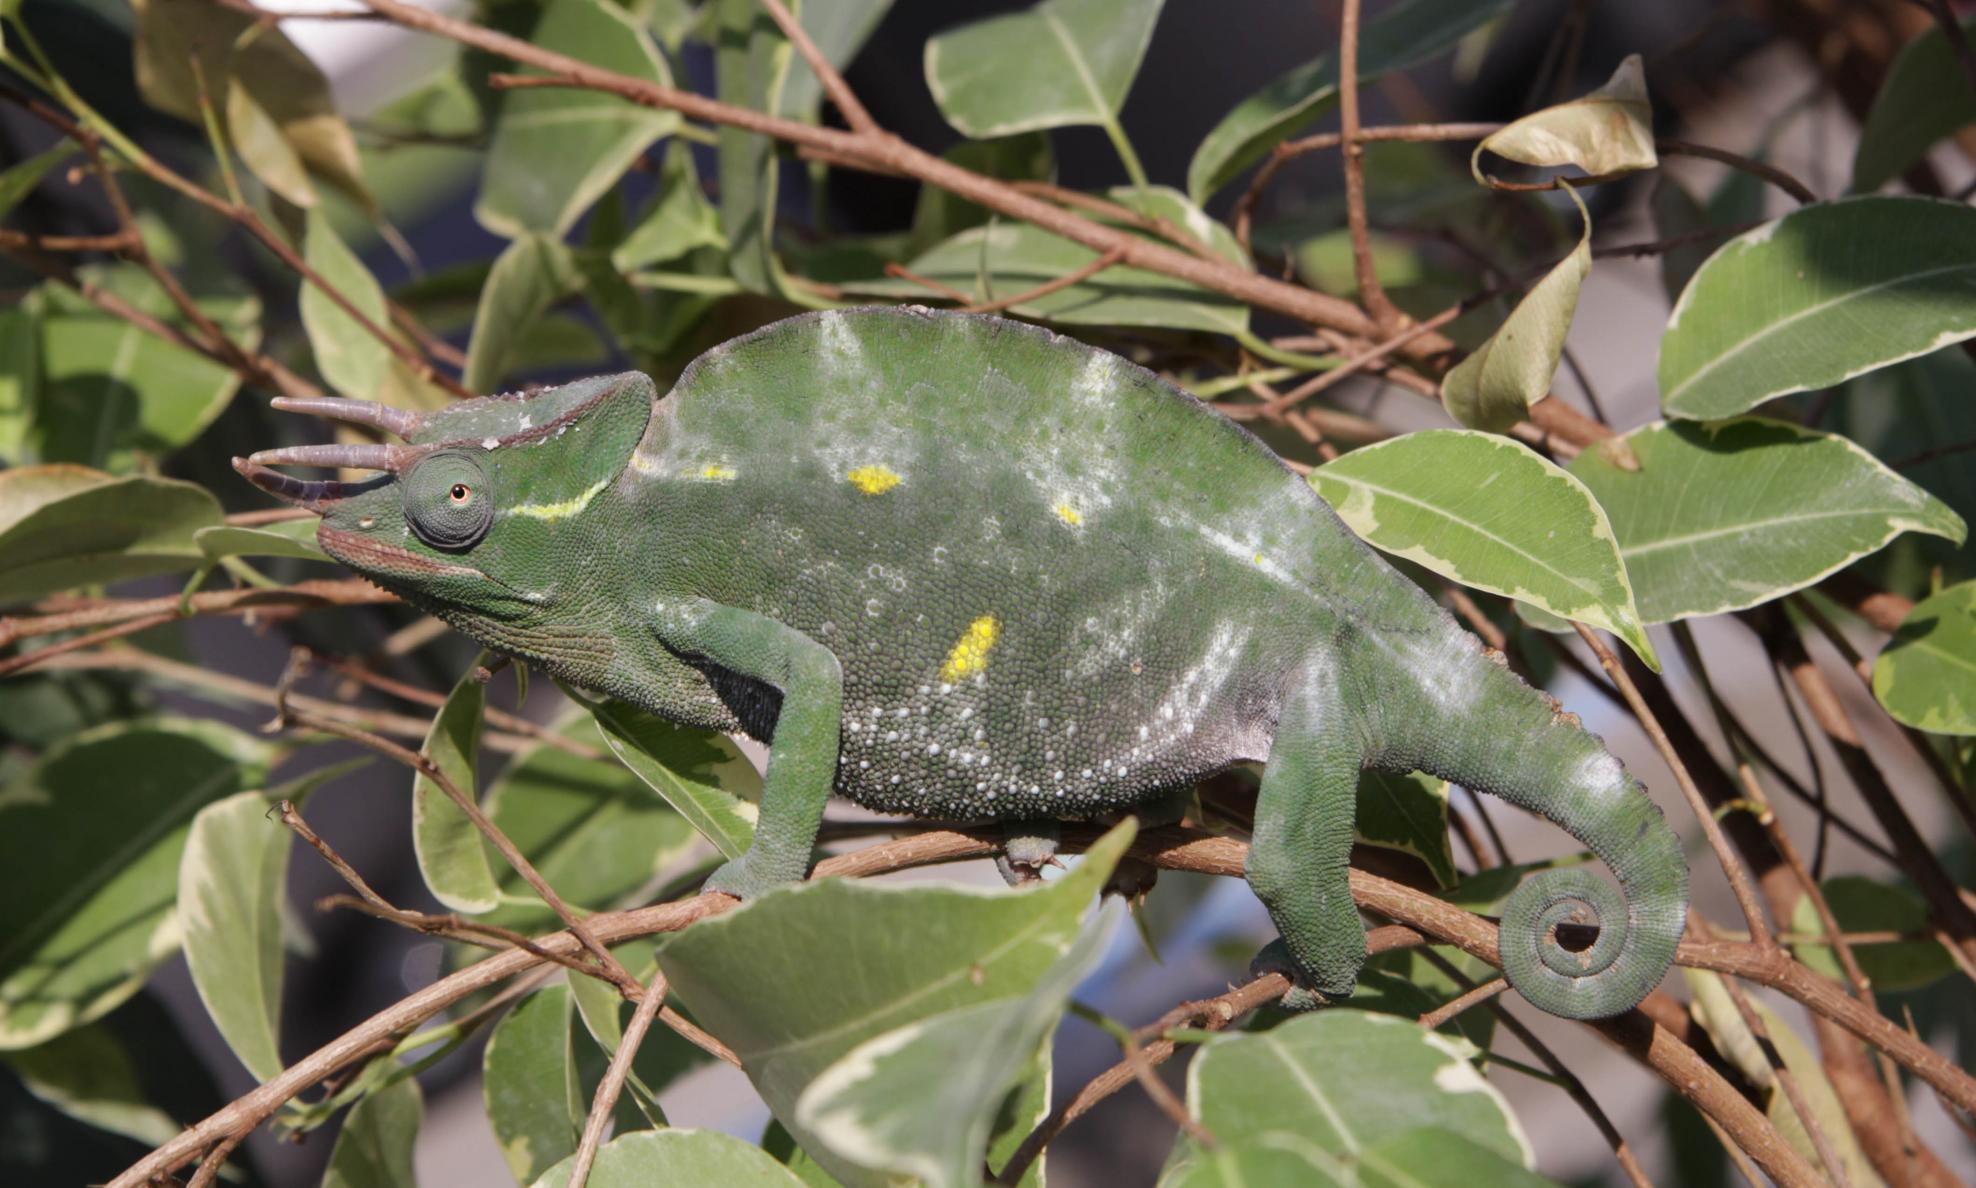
{"left": 403, "top": 452, "right": 494, "bottom": 551}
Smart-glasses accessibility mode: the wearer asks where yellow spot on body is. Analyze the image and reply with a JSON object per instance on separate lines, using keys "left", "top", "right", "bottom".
{"left": 1053, "top": 502, "right": 1083, "bottom": 526}
{"left": 507, "top": 477, "right": 610, "bottom": 522}
{"left": 1253, "top": 551, "right": 1264, "bottom": 566}
{"left": 940, "top": 615, "right": 1001, "bottom": 681}
{"left": 847, "top": 465, "right": 902, "bottom": 495}
{"left": 699, "top": 464, "right": 737, "bottom": 481}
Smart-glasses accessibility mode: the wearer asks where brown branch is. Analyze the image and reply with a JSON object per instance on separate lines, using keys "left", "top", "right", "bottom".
{"left": 882, "top": 261, "right": 970, "bottom": 304}
{"left": 1658, "top": 139, "right": 1817, "bottom": 205}
{"left": 1489, "top": 1003, "right": 1652, "bottom": 1188}
{"left": 569, "top": 970, "right": 670, "bottom": 1188}
{"left": 962, "top": 247, "right": 1126, "bottom": 314}
{"left": 0, "top": 578, "right": 394, "bottom": 651}
{"left": 1338, "top": 0, "right": 1403, "bottom": 331}
{"left": 1572, "top": 623, "right": 1775, "bottom": 948}
{"left": 758, "top": 0, "right": 878, "bottom": 136}
{"left": 1233, "top": 121, "right": 1501, "bottom": 248}
{"left": 1416, "top": 976, "right": 1508, "bottom": 1030}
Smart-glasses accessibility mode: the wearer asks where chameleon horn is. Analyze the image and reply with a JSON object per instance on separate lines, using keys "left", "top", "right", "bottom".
{"left": 232, "top": 457, "right": 362, "bottom": 510}
{"left": 245, "top": 443, "right": 425, "bottom": 472}
{"left": 270, "top": 396, "right": 425, "bottom": 439}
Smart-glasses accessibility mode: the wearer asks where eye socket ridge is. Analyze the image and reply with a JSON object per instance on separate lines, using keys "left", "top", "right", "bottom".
{"left": 403, "top": 451, "right": 495, "bottom": 551}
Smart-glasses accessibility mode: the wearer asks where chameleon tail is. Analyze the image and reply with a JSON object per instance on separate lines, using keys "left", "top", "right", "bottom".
{"left": 1358, "top": 629, "right": 1689, "bottom": 1020}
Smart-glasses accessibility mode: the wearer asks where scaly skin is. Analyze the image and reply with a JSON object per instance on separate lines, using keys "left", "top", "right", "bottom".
{"left": 239, "top": 307, "right": 1687, "bottom": 1021}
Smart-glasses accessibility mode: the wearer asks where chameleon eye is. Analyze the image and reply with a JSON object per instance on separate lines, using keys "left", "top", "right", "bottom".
{"left": 403, "top": 452, "right": 494, "bottom": 551}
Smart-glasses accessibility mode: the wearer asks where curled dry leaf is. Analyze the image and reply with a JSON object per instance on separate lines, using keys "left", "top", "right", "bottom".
{"left": 1473, "top": 54, "right": 1656, "bottom": 185}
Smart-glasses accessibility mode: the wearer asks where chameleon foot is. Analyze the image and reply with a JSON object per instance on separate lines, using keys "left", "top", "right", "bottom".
{"left": 994, "top": 820, "right": 1061, "bottom": 887}
{"left": 1249, "top": 938, "right": 1334, "bottom": 1012}
{"left": 704, "top": 852, "right": 803, "bottom": 900}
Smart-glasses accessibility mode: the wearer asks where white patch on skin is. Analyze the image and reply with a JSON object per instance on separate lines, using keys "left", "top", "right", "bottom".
{"left": 505, "top": 476, "right": 611, "bottom": 522}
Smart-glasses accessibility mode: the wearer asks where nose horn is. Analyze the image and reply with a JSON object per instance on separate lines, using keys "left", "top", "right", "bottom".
{"left": 246, "top": 443, "right": 425, "bottom": 471}
{"left": 271, "top": 396, "right": 425, "bottom": 439}
{"left": 232, "top": 457, "right": 363, "bottom": 510}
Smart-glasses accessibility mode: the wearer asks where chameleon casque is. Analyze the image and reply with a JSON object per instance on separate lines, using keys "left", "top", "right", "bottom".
{"left": 238, "top": 306, "right": 1688, "bottom": 1021}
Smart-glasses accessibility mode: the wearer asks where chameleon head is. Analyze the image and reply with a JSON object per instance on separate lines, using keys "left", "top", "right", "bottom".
{"left": 233, "top": 372, "right": 658, "bottom": 627}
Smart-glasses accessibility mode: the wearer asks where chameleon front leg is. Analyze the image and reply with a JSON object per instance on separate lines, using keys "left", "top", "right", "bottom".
{"left": 656, "top": 599, "right": 843, "bottom": 899}
{"left": 1246, "top": 680, "right": 1367, "bottom": 1003}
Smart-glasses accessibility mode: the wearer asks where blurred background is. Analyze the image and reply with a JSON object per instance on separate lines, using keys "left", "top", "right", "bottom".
{"left": 2, "top": 1, "right": 1973, "bottom": 1184}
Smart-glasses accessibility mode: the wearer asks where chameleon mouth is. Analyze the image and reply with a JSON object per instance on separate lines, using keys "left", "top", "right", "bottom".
{"left": 317, "top": 524, "right": 488, "bottom": 580}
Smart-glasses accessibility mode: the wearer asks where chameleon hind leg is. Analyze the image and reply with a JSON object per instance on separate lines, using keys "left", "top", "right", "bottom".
{"left": 994, "top": 820, "right": 1061, "bottom": 886}
{"left": 1245, "top": 679, "right": 1367, "bottom": 1003}
{"left": 656, "top": 599, "right": 844, "bottom": 899}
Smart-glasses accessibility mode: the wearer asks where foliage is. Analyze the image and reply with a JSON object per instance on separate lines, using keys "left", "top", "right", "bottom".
{"left": 0, "top": 1, "right": 1973, "bottom": 1186}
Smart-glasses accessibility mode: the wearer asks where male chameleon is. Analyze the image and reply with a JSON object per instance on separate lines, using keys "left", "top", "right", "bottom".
{"left": 238, "top": 306, "right": 1688, "bottom": 1021}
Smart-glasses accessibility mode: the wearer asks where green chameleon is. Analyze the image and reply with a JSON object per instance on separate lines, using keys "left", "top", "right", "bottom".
{"left": 239, "top": 306, "right": 1687, "bottom": 1021}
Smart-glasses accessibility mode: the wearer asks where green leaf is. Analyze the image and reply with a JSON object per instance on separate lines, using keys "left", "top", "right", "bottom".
{"left": 1163, "top": 1133, "right": 1349, "bottom": 1187}
{"left": 2, "top": 1021, "right": 185, "bottom": 1148}
{"left": 322, "top": 1077, "right": 423, "bottom": 1188}
{"left": 1660, "top": 197, "right": 1976, "bottom": 419}
{"left": 1168, "top": 1011, "right": 1531, "bottom": 1178}
{"left": 531, "top": 1129, "right": 808, "bottom": 1188}
{"left": 0, "top": 307, "right": 40, "bottom": 464}
{"left": 1472, "top": 55, "right": 1655, "bottom": 181}
{"left": 613, "top": 146, "right": 726, "bottom": 272}
{"left": 655, "top": 823, "right": 1134, "bottom": 1188}
{"left": 1872, "top": 580, "right": 1976, "bottom": 736}
{"left": 412, "top": 666, "right": 498, "bottom": 914}
{"left": 717, "top": 0, "right": 798, "bottom": 294}
{"left": 1186, "top": 0, "right": 1513, "bottom": 202}
{"left": 464, "top": 233, "right": 580, "bottom": 393}
{"left": 0, "top": 142, "right": 76, "bottom": 223}
{"left": 1683, "top": 970, "right": 1881, "bottom": 1186}
{"left": 0, "top": 719, "right": 269, "bottom": 1048}
{"left": 0, "top": 466, "right": 223, "bottom": 605}
{"left": 1852, "top": 15, "right": 1976, "bottom": 193}
{"left": 1567, "top": 418, "right": 1966, "bottom": 623}
{"left": 1359, "top": 1128, "right": 1560, "bottom": 1188}
{"left": 588, "top": 697, "right": 762, "bottom": 861}
{"left": 300, "top": 209, "right": 390, "bottom": 400}
{"left": 34, "top": 266, "right": 259, "bottom": 469}
{"left": 479, "top": 710, "right": 700, "bottom": 932}
{"left": 763, "top": 1119, "right": 853, "bottom": 1188}
{"left": 567, "top": 954, "right": 709, "bottom": 1124}
{"left": 1354, "top": 770, "right": 1456, "bottom": 889}
{"left": 794, "top": 912, "right": 1111, "bottom": 1188}
{"left": 777, "top": 0, "right": 894, "bottom": 120}
{"left": 853, "top": 187, "right": 1251, "bottom": 334}
{"left": 485, "top": 984, "right": 586, "bottom": 1184}
{"left": 1829, "top": 352, "right": 1976, "bottom": 590}
{"left": 193, "top": 517, "right": 329, "bottom": 563}
{"left": 133, "top": 0, "right": 374, "bottom": 210}
{"left": 179, "top": 791, "right": 289, "bottom": 1080}
{"left": 477, "top": 0, "right": 679, "bottom": 238}
{"left": 1441, "top": 185, "right": 1591, "bottom": 433}
{"left": 925, "top": 0, "right": 1162, "bottom": 136}
{"left": 1788, "top": 876, "right": 1954, "bottom": 991}
{"left": 1311, "top": 429, "right": 1656, "bottom": 666}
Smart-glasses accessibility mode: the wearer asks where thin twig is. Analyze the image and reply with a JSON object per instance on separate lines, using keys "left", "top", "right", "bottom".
{"left": 569, "top": 970, "right": 670, "bottom": 1188}
{"left": 963, "top": 247, "right": 1125, "bottom": 314}
{"left": 1418, "top": 976, "right": 1508, "bottom": 1030}
{"left": 1338, "top": 0, "right": 1403, "bottom": 331}
{"left": 1658, "top": 139, "right": 1817, "bottom": 204}
{"left": 757, "top": 0, "right": 878, "bottom": 136}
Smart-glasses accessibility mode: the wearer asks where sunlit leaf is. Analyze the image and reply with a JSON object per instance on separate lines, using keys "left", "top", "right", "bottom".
{"left": 531, "top": 1129, "right": 808, "bottom": 1188}
{"left": 485, "top": 984, "right": 586, "bottom": 1184}
{"left": 1789, "top": 876, "right": 1955, "bottom": 991}
{"left": 300, "top": 210, "right": 390, "bottom": 400}
{"left": 477, "top": 0, "right": 679, "bottom": 238}
{"left": 655, "top": 824, "right": 1133, "bottom": 1188}
{"left": 588, "top": 697, "right": 762, "bottom": 861}
{"left": 1660, "top": 197, "right": 1976, "bottom": 419}
{"left": 0, "top": 720, "right": 269, "bottom": 1048}
{"left": 1187, "top": 0, "right": 1512, "bottom": 202}
{"left": 0, "top": 466, "right": 223, "bottom": 604}
{"left": 180, "top": 791, "right": 289, "bottom": 1080}
{"left": 1872, "top": 581, "right": 1976, "bottom": 736}
{"left": 778, "top": 0, "right": 894, "bottom": 120}
{"left": 464, "top": 233, "right": 580, "bottom": 393}
{"left": 1567, "top": 418, "right": 1965, "bottom": 623}
{"left": 1440, "top": 185, "right": 1591, "bottom": 433}
{"left": 0, "top": 307, "right": 39, "bottom": 465}
{"left": 133, "top": 0, "right": 373, "bottom": 210}
{"left": 322, "top": 1077, "right": 423, "bottom": 1188}
{"left": 193, "top": 517, "right": 329, "bottom": 563}
{"left": 1311, "top": 429, "right": 1655, "bottom": 665}
{"left": 926, "top": 0, "right": 1162, "bottom": 137}
{"left": 796, "top": 913, "right": 1111, "bottom": 1188}
{"left": 1852, "top": 15, "right": 1976, "bottom": 193}
{"left": 613, "top": 146, "right": 725, "bottom": 272}
{"left": 1354, "top": 770, "right": 1456, "bottom": 889}
{"left": 1166, "top": 1010, "right": 1532, "bottom": 1181}
{"left": 1473, "top": 55, "right": 1655, "bottom": 182}
{"left": 412, "top": 665, "right": 499, "bottom": 914}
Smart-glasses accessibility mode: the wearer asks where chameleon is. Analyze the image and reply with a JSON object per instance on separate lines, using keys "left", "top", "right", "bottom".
{"left": 237, "top": 306, "right": 1688, "bottom": 1021}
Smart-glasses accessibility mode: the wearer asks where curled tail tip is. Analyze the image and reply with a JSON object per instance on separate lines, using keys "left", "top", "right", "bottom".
{"left": 1498, "top": 862, "right": 1689, "bottom": 1021}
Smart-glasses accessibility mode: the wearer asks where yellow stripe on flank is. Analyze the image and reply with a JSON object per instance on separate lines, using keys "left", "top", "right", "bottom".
{"left": 699, "top": 464, "right": 737, "bottom": 481}
{"left": 940, "top": 615, "right": 1001, "bottom": 681}
{"left": 507, "top": 476, "right": 610, "bottom": 522}
{"left": 847, "top": 465, "right": 902, "bottom": 495}
{"left": 1053, "top": 502, "right": 1083, "bottom": 526}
